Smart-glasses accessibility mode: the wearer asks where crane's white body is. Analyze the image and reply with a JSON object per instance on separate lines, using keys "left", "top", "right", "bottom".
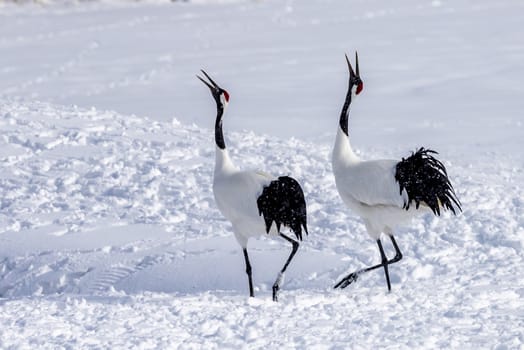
{"left": 331, "top": 54, "right": 460, "bottom": 291}
{"left": 213, "top": 147, "right": 279, "bottom": 248}
{"left": 332, "top": 127, "right": 426, "bottom": 239}
{"left": 199, "top": 69, "right": 307, "bottom": 300}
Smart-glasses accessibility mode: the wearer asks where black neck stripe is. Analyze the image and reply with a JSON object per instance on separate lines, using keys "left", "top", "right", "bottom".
{"left": 215, "top": 106, "right": 226, "bottom": 149}
{"left": 339, "top": 89, "right": 352, "bottom": 136}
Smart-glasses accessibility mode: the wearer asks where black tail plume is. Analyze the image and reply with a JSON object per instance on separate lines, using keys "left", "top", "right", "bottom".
{"left": 257, "top": 176, "right": 308, "bottom": 241}
{"left": 395, "top": 148, "right": 461, "bottom": 216}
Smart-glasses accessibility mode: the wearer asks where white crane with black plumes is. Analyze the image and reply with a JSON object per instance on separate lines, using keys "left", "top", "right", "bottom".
{"left": 197, "top": 70, "right": 308, "bottom": 302}
{"left": 332, "top": 53, "right": 462, "bottom": 291}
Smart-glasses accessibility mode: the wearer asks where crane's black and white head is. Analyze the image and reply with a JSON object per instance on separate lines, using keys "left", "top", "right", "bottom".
{"left": 197, "top": 69, "right": 230, "bottom": 109}
{"left": 345, "top": 52, "right": 364, "bottom": 98}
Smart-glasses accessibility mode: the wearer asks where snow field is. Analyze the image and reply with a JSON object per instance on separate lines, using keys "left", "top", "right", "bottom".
{"left": 1, "top": 285, "right": 522, "bottom": 349}
{"left": 0, "top": 100, "right": 523, "bottom": 348}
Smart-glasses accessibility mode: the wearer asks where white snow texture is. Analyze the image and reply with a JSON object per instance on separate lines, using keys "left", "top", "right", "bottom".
{"left": 1, "top": 0, "right": 523, "bottom": 348}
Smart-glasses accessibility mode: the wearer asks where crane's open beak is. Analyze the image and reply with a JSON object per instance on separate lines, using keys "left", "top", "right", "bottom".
{"left": 345, "top": 53, "right": 355, "bottom": 77}
{"left": 345, "top": 51, "right": 363, "bottom": 95}
{"left": 197, "top": 69, "right": 221, "bottom": 92}
{"left": 345, "top": 51, "right": 360, "bottom": 78}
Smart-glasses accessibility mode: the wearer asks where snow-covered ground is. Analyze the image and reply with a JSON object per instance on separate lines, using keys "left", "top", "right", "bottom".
{"left": 1, "top": 0, "right": 523, "bottom": 348}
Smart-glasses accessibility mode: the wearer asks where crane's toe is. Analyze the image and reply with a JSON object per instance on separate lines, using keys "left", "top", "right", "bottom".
{"left": 334, "top": 272, "right": 359, "bottom": 289}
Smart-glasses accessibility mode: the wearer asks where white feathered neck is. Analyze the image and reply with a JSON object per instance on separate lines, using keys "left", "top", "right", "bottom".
{"left": 215, "top": 146, "right": 237, "bottom": 176}
{"left": 333, "top": 126, "right": 360, "bottom": 166}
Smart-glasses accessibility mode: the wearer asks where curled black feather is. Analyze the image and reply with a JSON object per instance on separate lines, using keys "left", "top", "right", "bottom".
{"left": 257, "top": 176, "right": 308, "bottom": 241}
{"left": 395, "top": 148, "right": 461, "bottom": 216}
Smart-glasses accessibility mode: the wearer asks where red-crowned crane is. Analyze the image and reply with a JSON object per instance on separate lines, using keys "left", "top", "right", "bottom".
{"left": 197, "top": 70, "right": 308, "bottom": 302}
{"left": 332, "top": 53, "right": 462, "bottom": 291}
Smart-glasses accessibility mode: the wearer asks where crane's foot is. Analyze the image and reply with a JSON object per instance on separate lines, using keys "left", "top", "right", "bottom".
{"left": 272, "top": 272, "right": 285, "bottom": 302}
{"left": 334, "top": 272, "right": 359, "bottom": 289}
{"left": 272, "top": 284, "right": 279, "bottom": 302}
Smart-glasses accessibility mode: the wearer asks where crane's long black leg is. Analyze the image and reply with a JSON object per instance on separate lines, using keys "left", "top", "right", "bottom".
{"left": 389, "top": 235, "right": 403, "bottom": 263}
{"left": 334, "top": 236, "right": 403, "bottom": 290}
{"left": 272, "top": 233, "right": 299, "bottom": 302}
{"left": 243, "top": 248, "right": 254, "bottom": 298}
{"left": 377, "top": 239, "right": 391, "bottom": 292}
